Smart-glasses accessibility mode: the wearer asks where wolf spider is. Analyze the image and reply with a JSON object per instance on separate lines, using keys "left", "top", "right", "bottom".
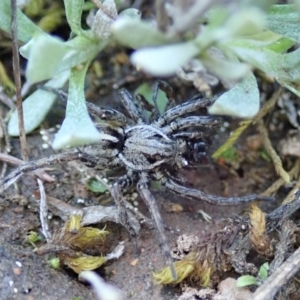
{"left": 0, "top": 82, "right": 271, "bottom": 279}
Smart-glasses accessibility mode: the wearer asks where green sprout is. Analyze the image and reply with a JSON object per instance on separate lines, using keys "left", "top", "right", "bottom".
{"left": 260, "top": 148, "right": 272, "bottom": 162}
{"left": 27, "top": 231, "right": 43, "bottom": 248}
{"left": 219, "top": 147, "right": 240, "bottom": 164}
{"left": 49, "top": 257, "right": 60, "bottom": 270}
{"left": 86, "top": 178, "right": 107, "bottom": 193}
{"left": 236, "top": 262, "right": 269, "bottom": 287}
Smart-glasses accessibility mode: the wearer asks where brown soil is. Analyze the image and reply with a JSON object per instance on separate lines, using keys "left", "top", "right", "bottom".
{"left": 0, "top": 2, "right": 295, "bottom": 298}
{"left": 0, "top": 118, "right": 279, "bottom": 300}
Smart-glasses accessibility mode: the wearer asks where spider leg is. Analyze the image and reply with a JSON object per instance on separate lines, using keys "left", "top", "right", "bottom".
{"left": 155, "top": 95, "right": 218, "bottom": 127}
{"left": 162, "top": 115, "right": 220, "bottom": 135}
{"left": 151, "top": 81, "right": 161, "bottom": 120}
{"left": 0, "top": 151, "right": 98, "bottom": 193}
{"left": 157, "top": 173, "right": 273, "bottom": 205}
{"left": 88, "top": 106, "right": 127, "bottom": 127}
{"left": 39, "top": 86, "right": 128, "bottom": 126}
{"left": 151, "top": 81, "right": 175, "bottom": 120}
{"left": 135, "top": 93, "right": 152, "bottom": 124}
{"left": 172, "top": 131, "right": 205, "bottom": 139}
{"left": 137, "top": 172, "right": 177, "bottom": 280}
{"left": 118, "top": 89, "right": 144, "bottom": 124}
{"left": 111, "top": 174, "right": 141, "bottom": 237}
{"left": 153, "top": 81, "right": 176, "bottom": 112}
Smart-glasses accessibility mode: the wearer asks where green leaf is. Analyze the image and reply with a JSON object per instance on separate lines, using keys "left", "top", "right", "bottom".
{"left": 219, "top": 147, "right": 239, "bottom": 163}
{"left": 224, "top": 7, "right": 266, "bottom": 36}
{"left": 134, "top": 83, "right": 168, "bottom": 115}
{"left": 20, "top": 34, "right": 70, "bottom": 83}
{"left": 20, "top": 33, "right": 105, "bottom": 83}
{"left": 111, "top": 18, "right": 178, "bottom": 48}
{"left": 281, "top": 81, "right": 300, "bottom": 98}
{"left": 86, "top": 178, "right": 107, "bottom": 193}
{"left": 64, "top": 0, "right": 85, "bottom": 35}
{"left": 241, "top": 0, "right": 276, "bottom": 11}
{"left": 208, "top": 71, "right": 259, "bottom": 118}
{"left": 227, "top": 38, "right": 300, "bottom": 88}
{"left": 119, "top": 8, "right": 141, "bottom": 19}
{"left": 8, "top": 70, "right": 70, "bottom": 136}
{"left": 236, "top": 275, "right": 258, "bottom": 287}
{"left": 198, "top": 7, "right": 266, "bottom": 50}
{"left": 265, "top": 37, "right": 295, "bottom": 53}
{"left": 294, "top": 0, "right": 300, "bottom": 15}
{"left": 130, "top": 42, "right": 198, "bottom": 76}
{"left": 258, "top": 262, "right": 269, "bottom": 280}
{"left": 54, "top": 35, "right": 106, "bottom": 76}
{"left": 52, "top": 62, "right": 116, "bottom": 149}
{"left": 0, "top": 0, "right": 45, "bottom": 43}
{"left": 227, "top": 31, "right": 292, "bottom": 50}
{"left": 266, "top": 5, "right": 300, "bottom": 43}
{"left": 201, "top": 51, "right": 251, "bottom": 82}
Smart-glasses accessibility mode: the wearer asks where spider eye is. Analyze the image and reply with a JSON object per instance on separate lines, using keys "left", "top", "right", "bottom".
{"left": 194, "top": 142, "right": 206, "bottom": 152}
{"left": 182, "top": 159, "right": 188, "bottom": 166}
{"left": 193, "top": 142, "right": 208, "bottom": 164}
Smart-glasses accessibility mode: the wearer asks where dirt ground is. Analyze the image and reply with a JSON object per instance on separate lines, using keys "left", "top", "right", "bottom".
{"left": 0, "top": 113, "right": 281, "bottom": 300}
{"left": 1, "top": 2, "right": 298, "bottom": 299}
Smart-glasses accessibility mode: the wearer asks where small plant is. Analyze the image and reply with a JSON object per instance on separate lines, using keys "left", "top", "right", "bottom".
{"left": 1, "top": 1, "right": 300, "bottom": 151}
{"left": 49, "top": 257, "right": 60, "bottom": 270}
{"left": 236, "top": 262, "right": 269, "bottom": 287}
{"left": 86, "top": 177, "right": 107, "bottom": 193}
{"left": 27, "top": 231, "right": 43, "bottom": 248}
{"left": 0, "top": 0, "right": 140, "bottom": 149}
{"left": 36, "top": 214, "right": 110, "bottom": 274}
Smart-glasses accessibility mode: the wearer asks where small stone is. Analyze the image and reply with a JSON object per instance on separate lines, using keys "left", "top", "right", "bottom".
{"left": 130, "top": 258, "right": 139, "bottom": 266}
{"left": 13, "top": 267, "right": 21, "bottom": 275}
{"left": 15, "top": 261, "right": 22, "bottom": 267}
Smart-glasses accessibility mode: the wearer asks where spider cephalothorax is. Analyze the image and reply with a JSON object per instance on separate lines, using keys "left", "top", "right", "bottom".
{"left": 0, "top": 83, "right": 271, "bottom": 279}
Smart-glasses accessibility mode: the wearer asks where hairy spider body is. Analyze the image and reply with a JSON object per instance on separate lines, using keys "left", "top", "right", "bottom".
{"left": 0, "top": 84, "right": 271, "bottom": 280}
{"left": 77, "top": 86, "right": 270, "bottom": 278}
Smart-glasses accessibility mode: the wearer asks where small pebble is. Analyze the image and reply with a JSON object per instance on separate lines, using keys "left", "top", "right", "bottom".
{"left": 13, "top": 268, "right": 21, "bottom": 275}
{"left": 130, "top": 258, "right": 138, "bottom": 266}
{"left": 15, "top": 261, "right": 22, "bottom": 268}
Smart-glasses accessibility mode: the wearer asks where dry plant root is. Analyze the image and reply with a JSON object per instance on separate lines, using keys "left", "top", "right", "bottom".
{"left": 154, "top": 191, "right": 300, "bottom": 300}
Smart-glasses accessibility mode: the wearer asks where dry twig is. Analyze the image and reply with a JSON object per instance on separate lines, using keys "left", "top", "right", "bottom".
{"left": 213, "top": 88, "right": 283, "bottom": 159}
{"left": 155, "top": 0, "right": 169, "bottom": 31}
{"left": 168, "top": 0, "right": 217, "bottom": 35}
{"left": 257, "top": 119, "right": 290, "bottom": 183}
{"left": 262, "top": 159, "right": 300, "bottom": 197}
{"left": 0, "top": 153, "right": 55, "bottom": 182}
{"left": 37, "top": 179, "right": 51, "bottom": 241}
{"left": 0, "top": 85, "right": 16, "bottom": 109}
{"left": 253, "top": 88, "right": 283, "bottom": 123}
{"left": 253, "top": 246, "right": 300, "bottom": 300}
{"left": 11, "top": 0, "right": 28, "bottom": 161}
